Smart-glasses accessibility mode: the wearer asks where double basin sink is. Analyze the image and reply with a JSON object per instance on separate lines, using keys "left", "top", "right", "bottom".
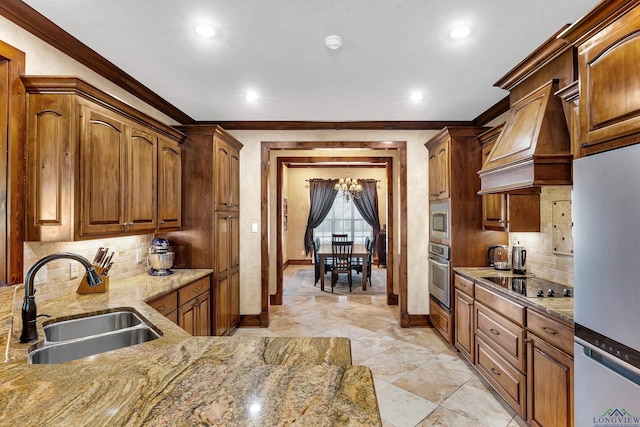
{"left": 28, "top": 309, "right": 161, "bottom": 364}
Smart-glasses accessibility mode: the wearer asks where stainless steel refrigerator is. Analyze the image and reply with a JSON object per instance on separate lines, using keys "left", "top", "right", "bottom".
{"left": 574, "top": 144, "right": 640, "bottom": 426}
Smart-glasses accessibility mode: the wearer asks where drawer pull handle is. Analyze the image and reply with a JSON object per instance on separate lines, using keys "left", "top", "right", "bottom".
{"left": 158, "top": 304, "right": 168, "bottom": 311}
{"left": 193, "top": 287, "right": 202, "bottom": 293}
{"left": 541, "top": 326, "right": 557, "bottom": 335}
{"left": 489, "top": 328, "right": 500, "bottom": 336}
{"left": 490, "top": 368, "right": 501, "bottom": 376}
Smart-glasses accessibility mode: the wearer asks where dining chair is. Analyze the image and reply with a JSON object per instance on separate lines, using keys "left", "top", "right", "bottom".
{"left": 313, "top": 238, "right": 332, "bottom": 286}
{"left": 330, "top": 240, "right": 354, "bottom": 292}
{"left": 352, "top": 237, "right": 373, "bottom": 288}
{"left": 331, "top": 233, "right": 348, "bottom": 241}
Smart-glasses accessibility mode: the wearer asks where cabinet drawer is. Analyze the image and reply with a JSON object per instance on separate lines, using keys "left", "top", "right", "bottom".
{"left": 454, "top": 274, "right": 474, "bottom": 297}
{"left": 476, "top": 336, "right": 526, "bottom": 418}
{"left": 178, "top": 276, "right": 211, "bottom": 305}
{"left": 475, "top": 301, "right": 526, "bottom": 373}
{"left": 475, "top": 284, "right": 525, "bottom": 326}
{"left": 429, "top": 297, "right": 453, "bottom": 343}
{"left": 148, "top": 291, "right": 178, "bottom": 316}
{"left": 527, "top": 309, "right": 574, "bottom": 355}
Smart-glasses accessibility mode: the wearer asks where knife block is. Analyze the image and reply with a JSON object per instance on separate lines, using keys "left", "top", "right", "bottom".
{"left": 76, "top": 266, "right": 110, "bottom": 294}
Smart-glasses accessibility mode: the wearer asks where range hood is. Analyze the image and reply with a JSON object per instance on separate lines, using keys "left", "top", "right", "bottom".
{"left": 478, "top": 80, "right": 572, "bottom": 194}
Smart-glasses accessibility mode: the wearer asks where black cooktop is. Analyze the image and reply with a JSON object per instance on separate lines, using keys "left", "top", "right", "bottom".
{"left": 481, "top": 276, "right": 574, "bottom": 298}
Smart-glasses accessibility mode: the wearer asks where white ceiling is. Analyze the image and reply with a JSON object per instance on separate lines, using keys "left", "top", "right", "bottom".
{"left": 22, "top": 0, "right": 600, "bottom": 122}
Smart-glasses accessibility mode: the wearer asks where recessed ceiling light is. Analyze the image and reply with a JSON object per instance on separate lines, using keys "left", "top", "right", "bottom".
{"left": 246, "top": 91, "right": 259, "bottom": 102}
{"left": 450, "top": 26, "right": 471, "bottom": 39}
{"left": 195, "top": 25, "right": 216, "bottom": 38}
{"left": 325, "top": 35, "right": 343, "bottom": 50}
{"left": 410, "top": 91, "right": 424, "bottom": 102}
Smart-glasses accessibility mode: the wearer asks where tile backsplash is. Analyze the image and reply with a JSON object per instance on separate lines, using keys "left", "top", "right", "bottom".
{"left": 23, "top": 234, "right": 154, "bottom": 303}
{"left": 509, "top": 186, "right": 574, "bottom": 287}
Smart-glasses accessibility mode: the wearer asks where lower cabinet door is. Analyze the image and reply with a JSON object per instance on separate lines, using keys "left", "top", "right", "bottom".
{"left": 527, "top": 332, "right": 574, "bottom": 427}
{"left": 454, "top": 289, "right": 474, "bottom": 363}
{"left": 476, "top": 336, "right": 526, "bottom": 418}
{"left": 178, "top": 291, "right": 211, "bottom": 336}
{"left": 215, "top": 277, "right": 230, "bottom": 336}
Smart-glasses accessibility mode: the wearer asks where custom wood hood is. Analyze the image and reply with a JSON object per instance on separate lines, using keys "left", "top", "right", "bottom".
{"left": 478, "top": 80, "right": 573, "bottom": 194}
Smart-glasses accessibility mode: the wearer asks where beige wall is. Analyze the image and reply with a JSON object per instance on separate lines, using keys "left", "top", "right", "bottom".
{"left": 228, "top": 130, "right": 435, "bottom": 317}
{"left": 284, "top": 167, "right": 388, "bottom": 262}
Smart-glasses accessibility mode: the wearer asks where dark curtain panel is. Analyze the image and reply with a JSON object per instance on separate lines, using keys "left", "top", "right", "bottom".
{"left": 304, "top": 179, "right": 338, "bottom": 256}
{"left": 353, "top": 179, "right": 381, "bottom": 246}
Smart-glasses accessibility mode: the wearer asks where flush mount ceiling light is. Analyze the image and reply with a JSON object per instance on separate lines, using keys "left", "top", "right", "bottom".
{"left": 410, "top": 91, "right": 424, "bottom": 101}
{"left": 325, "top": 35, "right": 343, "bottom": 50}
{"left": 195, "top": 25, "right": 216, "bottom": 38}
{"left": 245, "top": 90, "right": 258, "bottom": 102}
{"left": 450, "top": 26, "right": 471, "bottom": 39}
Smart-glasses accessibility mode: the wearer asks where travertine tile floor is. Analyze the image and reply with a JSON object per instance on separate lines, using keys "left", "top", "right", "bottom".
{"left": 233, "top": 266, "right": 528, "bottom": 427}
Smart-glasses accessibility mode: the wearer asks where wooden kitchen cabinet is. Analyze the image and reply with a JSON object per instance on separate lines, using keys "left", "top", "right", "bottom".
{"left": 166, "top": 125, "right": 242, "bottom": 336}
{"left": 427, "top": 138, "right": 450, "bottom": 200}
{"left": 568, "top": 3, "right": 640, "bottom": 156}
{"left": 23, "top": 76, "right": 184, "bottom": 241}
{"left": 429, "top": 296, "right": 453, "bottom": 343}
{"left": 477, "top": 126, "right": 541, "bottom": 232}
{"left": 148, "top": 275, "right": 212, "bottom": 336}
{"left": 526, "top": 331, "right": 573, "bottom": 427}
{"left": 157, "top": 137, "right": 182, "bottom": 230}
{"left": 454, "top": 274, "right": 475, "bottom": 363}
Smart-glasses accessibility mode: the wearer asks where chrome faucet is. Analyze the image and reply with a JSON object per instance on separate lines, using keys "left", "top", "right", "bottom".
{"left": 20, "top": 252, "right": 102, "bottom": 343}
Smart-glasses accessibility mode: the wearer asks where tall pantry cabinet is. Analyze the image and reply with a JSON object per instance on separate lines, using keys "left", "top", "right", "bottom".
{"left": 165, "top": 125, "right": 242, "bottom": 336}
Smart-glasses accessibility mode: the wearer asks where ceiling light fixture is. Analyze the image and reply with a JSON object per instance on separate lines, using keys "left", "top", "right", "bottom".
{"left": 195, "top": 25, "right": 216, "bottom": 38}
{"left": 325, "top": 35, "right": 343, "bottom": 50}
{"left": 410, "top": 91, "right": 424, "bottom": 101}
{"left": 450, "top": 26, "right": 471, "bottom": 39}
{"left": 246, "top": 91, "right": 258, "bottom": 102}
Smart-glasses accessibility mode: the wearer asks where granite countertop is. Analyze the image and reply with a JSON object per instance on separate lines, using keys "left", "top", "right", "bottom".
{"left": 0, "top": 269, "right": 381, "bottom": 426}
{"left": 453, "top": 267, "right": 574, "bottom": 325}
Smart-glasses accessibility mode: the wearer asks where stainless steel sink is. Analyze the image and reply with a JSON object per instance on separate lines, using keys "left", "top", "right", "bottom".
{"left": 44, "top": 311, "right": 143, "bottom": 342}
{"left": 29, "top": 309, "right": 160, "bottom": 364}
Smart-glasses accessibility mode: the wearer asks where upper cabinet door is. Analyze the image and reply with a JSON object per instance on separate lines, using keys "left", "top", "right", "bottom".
{"left": 229, "top": 150, "right": 240, "bottom": 211}
{"left": 80, "top": 104, "right": 127, "bottom": 236}
{"left": 436, "top": 141, "right": 450, "bottom": 199}
{"left": 214, "top": 140, "right": 231, "bottom": 210}
{"left": 579, "top": 5, "right": 640, "bottom": 154}
{"left": 125, "top": 127, "right": 157, "bottom": 232}
{"left": 158, "top": 137, "right": 182, "bottom": 229}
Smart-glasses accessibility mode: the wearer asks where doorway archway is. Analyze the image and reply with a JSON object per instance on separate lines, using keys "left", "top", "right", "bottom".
{"left": 259, "top": 141, "right": 409, "bottom": 327}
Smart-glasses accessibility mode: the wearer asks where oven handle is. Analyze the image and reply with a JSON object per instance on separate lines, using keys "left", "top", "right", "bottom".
{"left": 428, "top": 257, "right": 449, "bottom": 269}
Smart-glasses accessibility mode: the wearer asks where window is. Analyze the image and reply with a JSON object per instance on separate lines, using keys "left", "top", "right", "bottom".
{"left": 314, "top": 197, "right": 372, "bottom": 245}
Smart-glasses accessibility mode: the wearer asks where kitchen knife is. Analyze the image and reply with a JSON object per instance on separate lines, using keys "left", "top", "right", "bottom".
{"left": 102, "top": 261, "right": 114, "bottom": 276}
{"left": 92, "top": 247, "right": 105, "bottom": 264}
{"left": 95, "top": 248, "right": 108, "bottom": 266}
{"left": 101, "top": 252, "right": 114, "bottom": 269}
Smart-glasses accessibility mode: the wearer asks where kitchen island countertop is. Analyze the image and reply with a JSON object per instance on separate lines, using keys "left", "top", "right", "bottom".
{"left": 0, "top": 269, "right": 380, "bottom": 426}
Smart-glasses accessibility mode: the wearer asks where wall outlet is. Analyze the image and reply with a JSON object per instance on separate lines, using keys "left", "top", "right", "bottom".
{"left": 136, "top": 249, "right": 143, "bottom": 263}
{"left": 70, "top": 262, "right": 79, "bottom": 279}
{"left": 34, "top": 267, "right": 47, "bottom": 284}
{"left": 251, "top": 223, "right": 258, "bottom": 233}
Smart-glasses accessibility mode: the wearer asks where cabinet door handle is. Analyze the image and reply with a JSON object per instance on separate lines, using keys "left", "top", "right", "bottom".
{"left": 157, "top": 304, "right": 168, "bottom": 311}
{"left": 160, "top": 220, "right": 165, "bottom": 224}
{"left": 193, "top": 287, "right": 202, "bottom": 293}
{"left": 489, "top": 328, "right": 500, "bottom": 336}
{"left": 541, "top": 326, "right": 557, "bottom": 335}
{"left": 490, "top": 368, "right": 501, "bottom": 376}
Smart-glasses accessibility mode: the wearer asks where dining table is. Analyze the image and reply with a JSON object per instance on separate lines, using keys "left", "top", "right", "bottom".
{"left": 318, "top": 242, "right": 369, "bottom": 291}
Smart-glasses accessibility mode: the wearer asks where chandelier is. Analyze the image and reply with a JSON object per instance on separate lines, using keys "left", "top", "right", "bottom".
{"left": 334, "top": 177, "right": 362, "bottom": 201}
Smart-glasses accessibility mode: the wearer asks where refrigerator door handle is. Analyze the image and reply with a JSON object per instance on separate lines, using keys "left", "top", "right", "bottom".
{"left": 576, "top": 337, "right": 640, "bottom": 387}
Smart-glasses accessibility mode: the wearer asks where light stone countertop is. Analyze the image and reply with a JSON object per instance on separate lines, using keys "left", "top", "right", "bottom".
{"left": 453, "top": 267, "right": 574, "bottom": 325}
{"left": 0, "top": 269, "right": 381, "bottom": 426}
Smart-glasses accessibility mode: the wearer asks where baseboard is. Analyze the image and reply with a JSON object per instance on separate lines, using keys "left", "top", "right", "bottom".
{"left": 286, "top": 259, "right": 312, "bottom": 265}
{"left": 405, "top": 314, "right": 431, "bottom": 327}
{"left": 239, "top": 314, "right": 263, "bottom": 327}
